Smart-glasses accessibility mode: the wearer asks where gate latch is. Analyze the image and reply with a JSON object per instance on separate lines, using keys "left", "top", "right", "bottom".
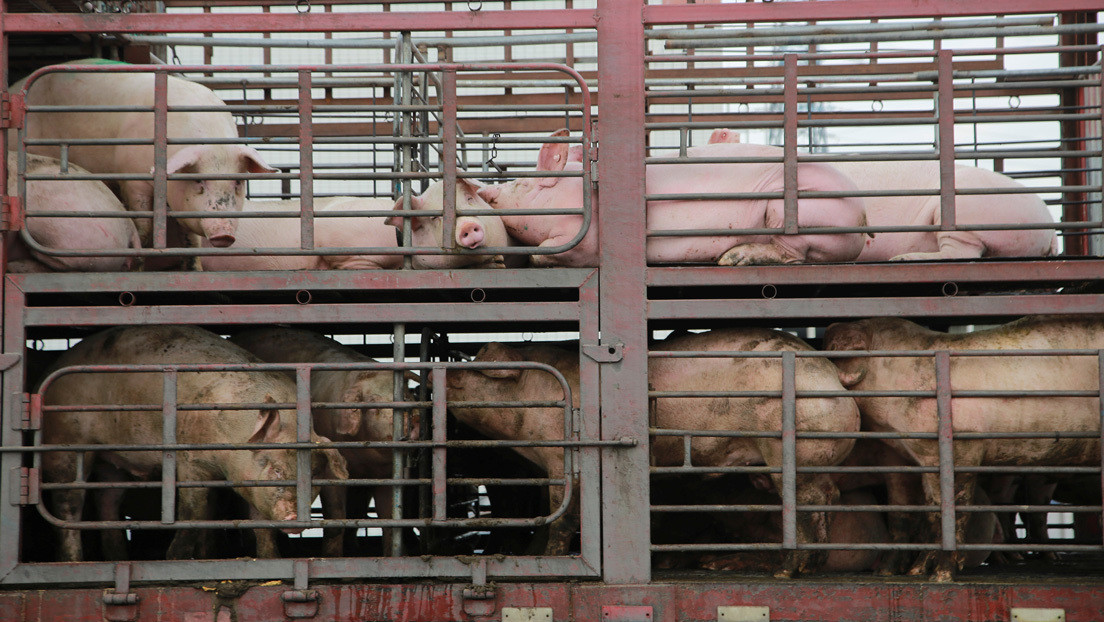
{"left": 102, "top": 563, "right": 139, "bottom": 622}
{"left": 283, "top": 560, "right": 320, "bottom": 619}
{"left": 582, "top": 340, "right": 623, "bottom": 363}
{"left": 461, "top": 558, "right": 496, "bottom": 617}
{"left": 0, "top": 92, "right": 23, "bottom": 130}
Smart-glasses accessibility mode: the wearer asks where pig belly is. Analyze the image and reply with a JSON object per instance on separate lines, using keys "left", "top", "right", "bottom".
{"left": 646, "top": 199, "right": 768, "bottom": 263}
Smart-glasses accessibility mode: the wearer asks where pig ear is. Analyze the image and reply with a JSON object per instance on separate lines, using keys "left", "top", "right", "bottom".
{"left": 387, "top": 195, "right": 426, "bottom": 229}
{"left": 249, "top": 402, "right": 283, "bottom": 444}
{"left": 838, "top": 367, "right": 867, "bottom": 388}
{"left": 475, "top": 342, "right": 524, "bottom": 379}
{"left": 567, "top": 145, "right": 585, "bottom": 163}
{"left": 337, "top": 388, "right": 364, "bottom": 436}
{"left": 537, "top": 129, "right": 571, "bottom": 172}
{"left": 165, "top": 146, "right": 204, "bottom": 175}
{"left": 823, "top": 322, "right": 871, "bottom": 352}
{"left": 313, "top": 438, "right": 350, "bottom": 480}
{"left": 236, "top": 145, "right": 278, "bottom": 174}
{"left": 476, "top": 185, "right": 501, "bottom": 204}
{"left": 708, "top": 128, "right": 740, "bottom": 144}
{"left": 457, "top": 178, "right": 487, "bottom": 203}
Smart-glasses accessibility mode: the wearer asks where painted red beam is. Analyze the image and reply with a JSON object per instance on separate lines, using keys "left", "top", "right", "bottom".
{"left": 645, "top": 0, "right": 1104, "bottom": 25}
{"left": 0, "top": 9, "right": 598, "bottom": 34}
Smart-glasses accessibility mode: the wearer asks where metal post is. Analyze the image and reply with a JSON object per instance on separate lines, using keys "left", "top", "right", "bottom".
{"left": 431, "top": 366, "right": 447, "bottom": 522}
{"left": 296, "top": 367, "right": 312, "bottom": 529}
{"left": 161, "top": 369, "right": 177, "bottom": 524}
{"left": 781, "top": 351, "right": 797, "bottom": 549}
{"left": 441, "top": 69, "right": 458, "bottom": 251}
{"left": 935, "top": 350, "right": 956, "bottom": 551}
{"left": 298, "top": 69, "right": 315, "bottom": 250}
{"left": 391, "top": 324, "right": 406, "bottom": 557}
{"left": 936, "top": 49, "right": 957, "bottom": 232}
{"left": 599, "top": 0, "right": 649, "bottom": 584}
{"left": 783, "top": 54, "right": 799, "bottom": 235}
{"left": 153, "top": 70, "right": 168, "bottom": 249}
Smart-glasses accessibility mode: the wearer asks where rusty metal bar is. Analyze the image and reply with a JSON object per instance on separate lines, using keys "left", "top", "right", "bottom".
{"left": 295, "top": 366, "right": 312, "bottom": 529}
{"left": 161, "top": 369, "right": 177, "bottom": 524}
{"left": 390, "top": 323, "right": 406, "bottom": 557}
{"left": 780, "top": 351, "right": 797, "bottom": 550}
{"left": 431, "top": 366, "right": 447, "bottom": 522}
{"left": 935, "top": 351, "right": 956, "bottom": 552}
{"left": 1100, "top": 351, "right": 1103, "bottom": 537}
{"left": 783, "top": 54, "right": 799, "bottom": 235}
{"left": 937, "top": 49, "right": 956, "bottom": 232}
{"left": 441, "top": 69, "right": 458, "bottom": 251}
{"left": 152, "top": 70, "right": 168, "bottom": 250}
{"left": 298, "top": 69, "right": 315, "bottom": 250}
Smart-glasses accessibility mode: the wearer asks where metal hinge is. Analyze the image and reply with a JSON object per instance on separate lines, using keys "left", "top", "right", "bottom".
{"left": 582, "top": 340, "right": 623, "bottom": 363}
{"left": 10, "top": 467, "right": 39, "bottom": 506}
{"left": 1, "top": 196, "right": 22, "bottom": 232}
{"left": 0, "top": 92, "right": 23, "bottom": 130}
{"left": 102, "top": 563, "right": 140, "bottom": 622}
{"left": 12, "top": 392, "right": 35, "bottom": 431}
{"left": 282, "top": 560, "right": 320, "bottom": 619}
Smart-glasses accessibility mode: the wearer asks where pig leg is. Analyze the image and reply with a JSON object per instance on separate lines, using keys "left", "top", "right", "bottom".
{"left": 542, "top": 484, "right": 580, "bottom": 556}
{"left": 119, "top": 180, "right": 156, "bottom": 247}
{"left": 717, "top": 242, "right": 804, "bottom": 266}
{"left": 877, "top": 470, "right": 925, "bottom": 575}
{"left": 43, "top": 449, "right": 95, "bottom": 562}
{"left": 909, "top": 470, "right": 979, "bottom": 582}
{"left": 890, "top": 231, "right": 986, "bottom": 261}
{"left": 319, "top": 484, "right": 347, "bottom": 557}
{"left": 92, "top": 463, "right": 134, "bottom": 561}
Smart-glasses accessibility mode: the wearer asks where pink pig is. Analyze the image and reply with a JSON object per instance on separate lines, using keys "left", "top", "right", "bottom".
{"left": 11, "top": 60, "right": 275, "bottom": 249}
{"left": 706, "top": 128, "right": 1057, "bottom": 260}
{"left": 472, "top": 129, "right": 867, "bottom": 267}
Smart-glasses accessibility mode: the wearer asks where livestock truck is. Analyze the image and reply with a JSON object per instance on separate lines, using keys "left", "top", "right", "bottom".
{"left": 0, "top": 1, "right": 1101, "bottom": 620}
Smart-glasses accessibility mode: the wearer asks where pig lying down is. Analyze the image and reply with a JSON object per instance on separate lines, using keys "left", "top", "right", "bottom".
{"left": 37, "top": 325, "right": 348, "bottom": 561}
{"left": 199, "top": 181, "right": 507, "bottom": 271}
{"left": 468, "top": 129, "right": 867, "bottom": 267}
{"left": 447, "top": 328, "right": 859, "bottom": 577}
{"left": 823, "top": 314, "right": 1103, "bottom": 581}
{"left": 707, "top": 129, "right": 1057, "bottom": 260}
{"left": 11, "top": 59, "right": 275, "bottom": 252}
{"left": 6, "top": 152, "right": 140, "bottom": 272}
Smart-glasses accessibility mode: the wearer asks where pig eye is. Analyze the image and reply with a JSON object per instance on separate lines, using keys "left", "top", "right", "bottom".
{"left": 194, "top": 182, "right": 205, "bottom": 195}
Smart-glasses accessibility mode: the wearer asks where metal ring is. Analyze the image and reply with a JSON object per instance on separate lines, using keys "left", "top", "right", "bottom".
{"left": 523, "top": 332, "right": 534, "bottom": 342}
{"left": 1009, "top": 95, "right": 1021, "bottom": 109}
{"left": 468, "top": 0, "right": 483, "bottom": 11}
{"left": 296, "top": 0, "right": 311, "bottom": 13}
{"left": 942, "top": 282, "right": 959, "bottom": 297}
{"left": 761, "top": 284, "right": 777, "bottom": 299}
{"left": 295, "top": 290, "right": 312, "bottom": 304}
{"left": 872, "top": 100, "right": 884, "bottom": 112}
{"left": 118, "top": 291, "right": 136, "bottom": 307}
{"left": 470, "top": 288, "right": 487, "bottom": 303}
{"left": 738, "top": 102, "right": 750, "bottom": 113}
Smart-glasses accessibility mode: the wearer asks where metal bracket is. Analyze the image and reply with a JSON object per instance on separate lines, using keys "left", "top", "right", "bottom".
{"left": 0, "top": 92, "right": 23, "bottom": 130}
{"left": 582, "top": 340, "right": 623, "bottom": 363}
{"left": 461, "top": 558, "right": 496, "bottom": 617}
{"left": 13, "top": 393, "right": 36, "bottom": 432}
{"left": 10, "top": 467, "right": 39, "bottom": 506}
{"left": 282, "top": 560, "right": 320, "bottom": 619}
{"left": 1, "top": 196, "right": 21, "bottom": 232}
{"left": 102, "top": 563, "right": 140, "bottom": 622}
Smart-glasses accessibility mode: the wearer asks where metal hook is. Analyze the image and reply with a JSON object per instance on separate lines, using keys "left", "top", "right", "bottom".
{"left": 171, "top": 46, "right": 182, "bottom": 65}
{"left": 485, "top": 133, "right": 505, "bottom": 174}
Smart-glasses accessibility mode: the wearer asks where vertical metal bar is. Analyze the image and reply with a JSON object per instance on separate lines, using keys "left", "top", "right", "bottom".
{"left": 298, "top": 69, "right": 315, "bottom": 250}
{"left": 1098, "top": 351, "right": 1103, "bottom": 534}
{"left": 161, "top": 369, "right": 177, "bottom": 524}
{"left": 783, "top": 54, "right": 799, "bottom": 235}
{"left": 397, "top": 35, "right": 414, "bottom": 270}
{"left": 0, "top": 279, "right": 24, "bottom": 577}
{"left": 682, "top": 434, "right": 692, "bottom": 467}
{"left": 296, "top": 366, "right": 312, "bottom": 528}
{"left": 431, "top": 366, "right": 447, "bottom": 521}
{"left": 781, "top": 351, "right": 797, "bottom": 549}
{"left": 153, "top": 70, "right": 169, "bottom": 249}
{"left": 599, "top": 0, "right": 648, "bottom": 585}
{"left": 441, "top": 69, "right": 458, "bottom": 251}
{"left": 935, "top": 350, "right": 956, "bottom": 551}
{"left": 390, "top": 324, "right": 406, "bottom": 557}
{"left": 577, "top": 271, "right": 601, "bottom": 573}
{"left": 936, "top": 49, "right": 956, "bottom": 232}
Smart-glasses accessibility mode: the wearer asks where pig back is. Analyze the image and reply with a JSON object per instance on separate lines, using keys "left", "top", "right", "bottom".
{"left": 648, "top": 328, "right": 859, "bottom": 469}
{"left": 40, "top": 325, "right": 299, "bottom": 453}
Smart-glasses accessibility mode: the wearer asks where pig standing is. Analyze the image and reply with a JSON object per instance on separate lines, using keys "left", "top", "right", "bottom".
{"left": 230, "top": 327, "right": 416, "bottom": 556}
{"left": 822, "top": 315, "right": 1103, "bottom": 581}
{"left": 705, "top": 129, "right": 1057, "bottom": 260}
{"left": 7, "top": 152, "right": 140, "bottom": 272}
{"left": 11, "top": 59, "right": 275, "bottom": 253}
{"left": 199, "top": 182, "right": 507, "bottom": 271}
{"left": 38, "top": 324, "right": 348, "bottom": 561}
{"left": 447, "top": 328, "right": 860, "bottom": 577}
{"left": 470, "top": 129, "right": 867, "bottom": 267}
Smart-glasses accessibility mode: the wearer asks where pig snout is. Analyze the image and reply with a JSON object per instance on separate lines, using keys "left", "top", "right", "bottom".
{"left": 456, "top": 218, "right": 486, "bottom": 249}
{"left": 281, "top": 513, "right": 305, "bottom": 535}
{"left": 202, "top": 219, "right": 238, "bottom": 247}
